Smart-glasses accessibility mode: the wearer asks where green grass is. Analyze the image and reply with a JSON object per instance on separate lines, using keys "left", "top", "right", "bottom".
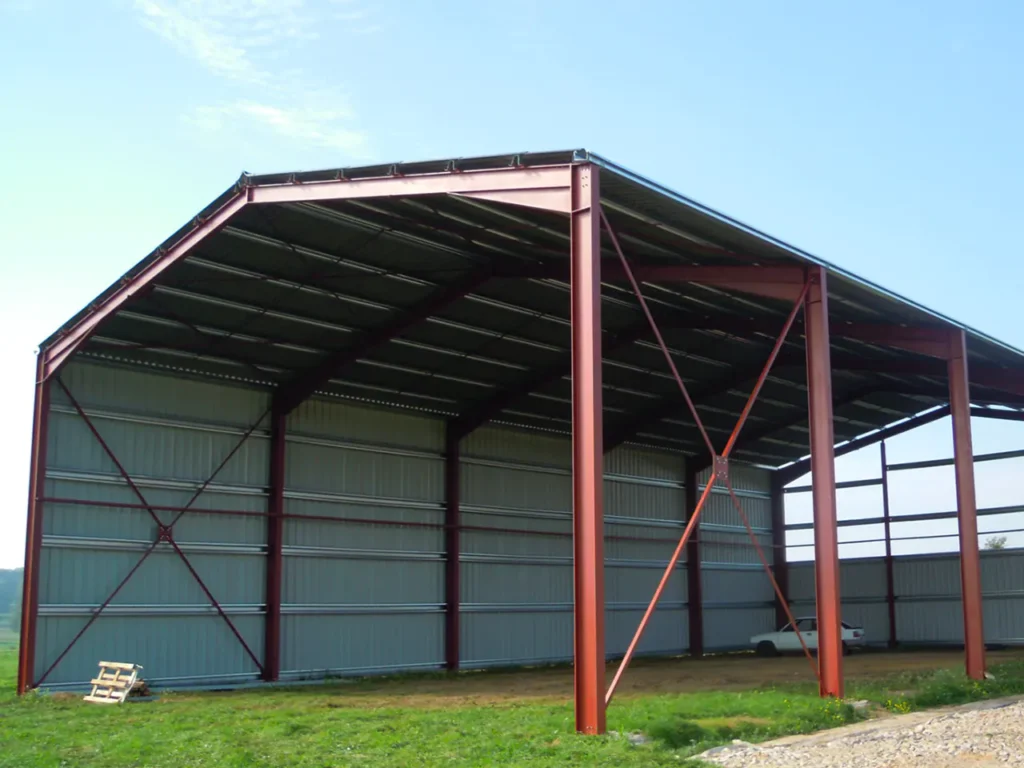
{"left": 848, "top": 657, "right": 1024, "bottom": 712}
{"left": 1, "top": 649, "right": 1023, "bottom": 767}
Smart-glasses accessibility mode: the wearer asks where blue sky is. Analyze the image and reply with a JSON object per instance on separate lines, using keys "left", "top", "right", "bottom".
{"left": 2, "top": 0, "right": 1024, "bottom": 567}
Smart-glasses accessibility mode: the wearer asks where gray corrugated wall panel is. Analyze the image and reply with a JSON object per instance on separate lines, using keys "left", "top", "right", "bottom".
{"left": 788, "top": 563, "right": 817, "bottom": 602}
{"left": 702, "top": 568, "right": 774, "bottom": 605}
{"left": 285, "top": 440, "right": 443, "bottom": 502}
{"left": 607, "top": 607, "right": 686, "bottom": 656}
{"left": 44, "top": 479, "right": 268, "bottom": 544}
{"left": 698, "top": 491, "right": 771, "bottom": 532}
{"left": 284, "top": 556, "right": 443, "bottom": 605}
{"left": 462, "top": 461, "right": 571, "bottom": 512}
{"left": 463, "top": 425, "right": 570, "bottom": 466}
{"left": 461, "top": 612, "right": 572, "bottom": 666}
{"left": 36, "top": 361, "right": 270, "bottom": 688}
{"left": 280, "top": 397, "right": 446, "bottom": 677}
{"left": 38, "top": 545, "right": 265, "bottom": 605}
{"left": 36, "top": 615, "right": 264, "bottom": 687}
{"left": 280, "top": 614, "right": 444, "bottom": 676}
{"left": 704, "top": 607, "right": 776, "bottom": 650}
{"left": 288, "top": 396, "right": 444, "bottom": 450}
{"left": 788, "top": 552, "right": 1024, "bottom": 645}
{"left": 789, "top": 560, "right": 889, "bottom": 602}
{"left": 606, "top": 445, "right": 685, "bottom": 481}
{"left": 459, "top": 425, "right": 691, "bottom": 667}
{"left": 47, "top": 409, "right": 270, "bottom": 488}
{"left": 697, "top": 463, "right": 772, "bottom": 494}
{"left": 895, "top": 557, "right": 962, "bottom": 599}
{"left": 57, "top": 361, "right": 269, "bottom": 425}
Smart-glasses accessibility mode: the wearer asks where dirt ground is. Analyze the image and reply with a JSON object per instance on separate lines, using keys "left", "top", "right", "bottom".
{"left": 283, "top": 649, "right": 1024, "bottom": 709}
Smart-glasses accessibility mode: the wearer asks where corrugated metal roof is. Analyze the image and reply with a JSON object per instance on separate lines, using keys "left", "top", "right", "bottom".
{"left": 39, "top": 149, "right": 1024, "bottom": 467}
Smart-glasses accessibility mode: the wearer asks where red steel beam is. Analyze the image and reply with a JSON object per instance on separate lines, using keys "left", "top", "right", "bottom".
{"left": 948, "top": 329, "right": 986, "bottom": 680}
{"left": 606, "top": 475, "right": 719, "bottom": 705}
{"left": 17, "top": 359, "right": 50, "bottom": 695}
{"left": 444, "top": 426, "right": 461, "bottom": 671}
{"left": 684, "top": 465, "right": 703, "bottom": 657}
{"left": 776, "top": 405, "right": 952, "bottom": 485}
{"left": 249, "top": 164, "right": 576, "bottom": 213}
{"left": 603, "top": 264, "right": 808, "bottom": 301}
{"left": 42, "top": 193, "right": 249, "bottom": 379}
{"left": 275, "top": 272, "right": 491, "bottom": 415}
{"left": 451, "top": 322, "right": 649, "bottom": 440}
{"left": 707, "top": 384, "right": 896, "bottom": 471}
{"left": 769, "top": 473, "right": 790, "bottom": 631}
{"left": 724, "top": 473, "right": 816, "bottom": 675}
{"left": 804, "top": 266, "right": 844, "bottom": 698}
{"left": 570, "top": 164, "right": 606, "bottom": 735}
{"left": 32, "top": 385, "right": 270, "bottom": 687}
{"left": 880, "top": 440, "right": 898, "bottom": 649}
{"left": 600, "top": 209, "right": 716, "bottom": 457}
{"left": 970, "top": 406, "right": 1024, "bottom": 423}
{"left": 720, "top": 279, "right": 810, "bottom": 457}
{"left": 264, "top": 407, "right": 286, "bottom": 682}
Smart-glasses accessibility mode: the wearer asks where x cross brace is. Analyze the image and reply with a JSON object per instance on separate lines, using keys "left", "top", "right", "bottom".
{"left": 34, "top": 378, "right": 270, "bottom": 687}
{"left": 599, "top": 210, "right": 819, "bottom": 706}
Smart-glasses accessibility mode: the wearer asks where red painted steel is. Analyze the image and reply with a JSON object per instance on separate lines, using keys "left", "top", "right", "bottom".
{"left": 249, "top": 165, "right": 575, "bottom": 211}
{"left": 40, "top": 497, "right": 270, "bottom": 519}
{"left": 599, "top": 209, "right": 716, "bottom": 457}
{"left": 836, "top": 323, "right": 951, "bottom": 358}
{"left": 35, "top": 539, "right": 162, "bottom": 687}
{"left": 167, "top": 537, "right": 264, "bottom": 672}
{"left": 605, "top": 476, "right": 718, "bottom": 705}
{"left": 264, "top": 407, "right": 286, "bottom": 681}
{"left": 275, "top": 272, "right": 491, "bottom": 415}
{"left": 444, "top": 427, "right": 461, "bottom": 671}
{"left": 777, "top": 405, "right": 953, "bottom": 485}
{"left": 451, "top": 322, "right": 649, "bottom": 440}
{"left": 724, "top": 475, "right": 815, "bottom": 674}
{"left": 56, "top": 378, "right": 162, "bottom": 527}
{"left": 948, "top": 329, "right": 986, "bottom": 680}
{"left": 804, "top": 267, "right": 844, "bottom": 698}
{"left": 32, "top": 381, "right": 271, "bottom": 688}
{"left": 684, "top": 465, "right": 703, "bottom": 657}
{"left": 721, "top": 280, "right": 810, "bottom": 457}
{"left": 880, "top": 441, "right": 898, "bottom": 649}
{"left": 769, "top": 473, "right": 790, "bottom": 631}
{"left": 570, "top": 164, "right": 606, "bottom": 735}
{"left": 17, "top": 359, "right": 51, "bottom": 695}
{"left": 43, "top": 193, "right": 249, "bottom": 379}
{"left": 606, "top": 270, "right": 821, "bottom": 706}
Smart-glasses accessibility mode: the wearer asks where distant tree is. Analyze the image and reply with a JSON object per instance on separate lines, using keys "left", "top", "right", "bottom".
{"left": 8, "top": 593, "right": 20, "bottom": 633}
{"left": 984, "top": 535, "right": 1008, "bottom": 550}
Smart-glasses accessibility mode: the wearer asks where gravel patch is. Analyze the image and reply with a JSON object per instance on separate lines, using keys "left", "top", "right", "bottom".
{"left": 700, "top": 699, "right": 1024, "bottom": 768}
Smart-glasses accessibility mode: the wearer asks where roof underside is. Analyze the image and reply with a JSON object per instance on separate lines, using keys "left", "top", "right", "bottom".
{"left": 46, "top": 150, "right": 1024, "bottom": 468}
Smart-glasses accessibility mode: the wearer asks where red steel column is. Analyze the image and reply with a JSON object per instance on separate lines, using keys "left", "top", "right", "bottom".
{"left": 685, "top": 464, "right": 703, "bottom": 657}
{"left": 570, "top": 163, "right": 606, "bottom": 735}
{"left": 264, "top": 406, "right": 286, "bottom": 681}
{"left": 444, "top": 427, "right": 461, "bottom": 671}
{"left": 880, "top": 441, "right": 898, "bottom": 649}
{"left": 948, "top": 329, "right": 986, "bottom": 679}
{"left": 769, "top": 473, "right": 790, "bottom": 631}
{"left": 18, "top": 359, "right": 50, "bottom": 694}
{"left": 804, "top": 266, "right": 844, "bottom": 698}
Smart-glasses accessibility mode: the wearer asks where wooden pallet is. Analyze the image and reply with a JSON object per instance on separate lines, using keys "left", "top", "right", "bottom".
{"left": 83, "top": 661, "right": 144, "bottom": 704}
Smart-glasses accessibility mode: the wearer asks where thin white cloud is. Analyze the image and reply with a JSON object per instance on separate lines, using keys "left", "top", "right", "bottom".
{"left": 188, "top": 101, "right": 369, "bottom": 155}
{"left": 134, "top": 0, "right": 376, "bottom": 157}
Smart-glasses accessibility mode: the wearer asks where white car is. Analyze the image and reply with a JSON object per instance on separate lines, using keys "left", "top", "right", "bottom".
{"left": 750, "top": 617, "right": 866, "bottom": 656}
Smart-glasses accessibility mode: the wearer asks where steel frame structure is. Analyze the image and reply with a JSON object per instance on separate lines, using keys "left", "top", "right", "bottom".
{"left": 19, "top": 159, "right": 996, "bottom": 733}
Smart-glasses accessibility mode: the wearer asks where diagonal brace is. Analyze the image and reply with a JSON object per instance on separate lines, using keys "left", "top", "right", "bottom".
{"left": 599, "top": 208, "right": 716, "bottom": 457}
{"left": 35, "top": 382, "right": 269, "bottom": 686}
{"left": 604, "top": 277, "right": 817, "bottom": 706}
